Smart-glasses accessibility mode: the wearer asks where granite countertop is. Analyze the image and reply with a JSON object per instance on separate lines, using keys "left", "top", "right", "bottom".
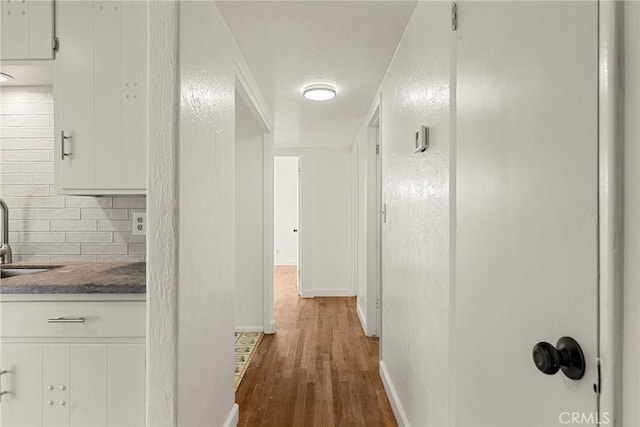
{"left": 0, "top": 262, "right": 146, "bottom": 294}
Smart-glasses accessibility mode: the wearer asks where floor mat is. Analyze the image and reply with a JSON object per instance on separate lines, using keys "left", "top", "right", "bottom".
{"left": 234, "top": 332, "right": 264, "bottom": 390}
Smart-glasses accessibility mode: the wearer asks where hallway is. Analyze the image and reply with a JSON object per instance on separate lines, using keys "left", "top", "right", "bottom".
{"left": 236, "top": 266, "right": 396, "bottom": 426}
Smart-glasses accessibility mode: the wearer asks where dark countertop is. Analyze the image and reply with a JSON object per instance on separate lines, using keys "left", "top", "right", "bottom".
{"left": 0, "top": 262, "right": 146, "bottom": 294}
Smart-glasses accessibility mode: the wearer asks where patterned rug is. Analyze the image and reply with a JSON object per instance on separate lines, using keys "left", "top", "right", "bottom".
{"left": 234, "top": 332, "right": 264, "bottom": 389}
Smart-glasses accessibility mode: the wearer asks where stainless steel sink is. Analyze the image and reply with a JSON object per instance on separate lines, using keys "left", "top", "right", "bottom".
{"left": 1, "top": 268, "right": 50, "bottom": 279}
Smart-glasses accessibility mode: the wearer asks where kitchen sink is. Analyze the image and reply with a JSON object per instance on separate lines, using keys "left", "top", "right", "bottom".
{"left": 1, "top": 268, "right": 51, "bottom": 279}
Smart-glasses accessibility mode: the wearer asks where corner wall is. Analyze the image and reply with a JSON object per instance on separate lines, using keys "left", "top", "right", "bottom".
{"left": 178, "top": 1, "right": 269, "bottom": 424}
{"left": 235, "top": 95, "right": 265, "bottom": 332}
{"left": 354, "top": 2, "right": 453, "bottom": 425}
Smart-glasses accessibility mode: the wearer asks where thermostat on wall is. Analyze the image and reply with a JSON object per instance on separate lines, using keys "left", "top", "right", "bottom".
{"left": 415, "top": 125, "right": 429, "bottom": 153}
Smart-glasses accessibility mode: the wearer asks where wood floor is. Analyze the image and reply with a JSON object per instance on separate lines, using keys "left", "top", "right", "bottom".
{"left": 236, "top": 266, "right": 397, "bottom": 427}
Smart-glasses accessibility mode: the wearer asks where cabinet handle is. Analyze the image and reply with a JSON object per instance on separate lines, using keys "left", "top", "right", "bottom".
{"left": 61, "top": 131, "right": 71, "bottom": 160}
{"left": 0, "top": 370, "right": 8, "bottom": 402}
{"left": 48, "top": 317, "right": 85, "bottom": 323}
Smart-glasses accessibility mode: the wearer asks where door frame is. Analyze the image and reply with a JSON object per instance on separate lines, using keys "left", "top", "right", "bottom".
{"left": 361, "top": 95, "right": 382, "bottom": 338}
{"left": 598, "top": 1, "right": 623, "bottom": 423}
{"left": 235, "top": 59, "right": 276, "bottom": 334}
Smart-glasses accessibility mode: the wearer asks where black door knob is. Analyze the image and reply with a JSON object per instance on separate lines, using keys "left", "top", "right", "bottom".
{"left": 532, "top": 337, "right": 585, "bottom": 380}
{"left": 293, "top": 229, "right": 298, "bottom": 232}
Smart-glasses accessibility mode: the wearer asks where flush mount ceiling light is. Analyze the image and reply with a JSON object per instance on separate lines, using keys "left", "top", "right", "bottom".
{"left": 0, "top": 72, "right": 15, "bottom": 83}
{"left": 303, "top": 83, "right": 336, "bottom": 101}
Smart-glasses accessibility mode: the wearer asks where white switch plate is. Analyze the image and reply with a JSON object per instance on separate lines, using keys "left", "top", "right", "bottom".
{"left": 132, "top": 212, "right": 146, "bottom": 236}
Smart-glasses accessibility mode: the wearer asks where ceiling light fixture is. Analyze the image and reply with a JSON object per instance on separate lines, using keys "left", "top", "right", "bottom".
{"left": 303, "top": 83, "right": 336, "bottom": 101}
{"left": 0, "top": 72, "right": 15, "bottom": 83}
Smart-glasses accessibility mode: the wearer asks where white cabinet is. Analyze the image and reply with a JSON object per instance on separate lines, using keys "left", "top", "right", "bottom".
{"left": 0, "top": 344, "right": 43, "bottom": 426}
{"left": 0, "top": 296, "right": 145, "bottom": 427}
{"left": 0, "top": 0, "right": 55, "bottom": 60}
{"left": 54, "top": 0, "right": 146, "bottom": 195}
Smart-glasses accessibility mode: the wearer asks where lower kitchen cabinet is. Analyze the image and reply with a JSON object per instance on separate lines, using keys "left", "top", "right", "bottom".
{"left": 0, "top": 297, "right": 145, "bottom": 427}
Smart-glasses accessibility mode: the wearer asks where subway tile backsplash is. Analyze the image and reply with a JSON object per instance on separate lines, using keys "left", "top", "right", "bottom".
{"left": 0, "top": 86, "right": 146, "bottom": 263}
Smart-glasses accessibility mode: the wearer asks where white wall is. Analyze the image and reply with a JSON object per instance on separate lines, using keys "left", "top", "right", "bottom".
{"left": 623, "top": 2, "right": 640, "bottom": 425}
{"left": 235, "top": 95, "right": 264, "bottom": 332}
{"left": 355, "top": 3, "right": 452, "bottom": 425}
{"left": 274, "top": 157, "right": 298, "bottom": 266}
{"left": 177, "top": 1, "right": 269, "bottom": 424}
{"left": 276, "top": 147, "right": 354, "bottom": 297}
{"left": 0, "top": 86, "right": 146, "bottom": 263}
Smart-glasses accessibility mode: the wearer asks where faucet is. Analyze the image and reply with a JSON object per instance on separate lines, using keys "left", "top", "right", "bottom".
{"left": 0, "top": 199, "right": 12, "bottom": 265}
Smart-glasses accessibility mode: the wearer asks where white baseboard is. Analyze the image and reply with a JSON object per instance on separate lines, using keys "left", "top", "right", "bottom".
{"left": 265, "top": 320, "right": 276, "bottom": 334}
{"left": 379, "top": 361, "right": 409, "bottom": 427}
{"left": 223, "top": 403, "right": 239, "bottom": 427}
{"left": 274, "top": 261, "right": 297, "bottom": 266}
{"left": 312, "top": 289, "right": 356, "bottom": 297}
{"left": 356, "top": 302, "right": 367, "bottom": 335}
{"left": 235, "top": 326, "right": 263, "bottom": 333}
{"left": 299, "top": 290, "right": 315, "bottom": 298}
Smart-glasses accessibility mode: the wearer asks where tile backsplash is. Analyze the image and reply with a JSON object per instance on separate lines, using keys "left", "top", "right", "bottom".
{"left": 0, "top": 86, "right": 146, "bottom": 263}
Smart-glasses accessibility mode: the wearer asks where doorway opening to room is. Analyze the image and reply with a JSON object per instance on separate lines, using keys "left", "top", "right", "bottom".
{"left": 273, "top": 156, "right": 300, "bottom": 298}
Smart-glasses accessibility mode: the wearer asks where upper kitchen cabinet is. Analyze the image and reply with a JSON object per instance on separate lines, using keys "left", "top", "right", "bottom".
{"left": 0, "top": 0, "right": 55, "bottom": 60}
{"left": 54, "top": 1, "right": 146, "bottom": 195}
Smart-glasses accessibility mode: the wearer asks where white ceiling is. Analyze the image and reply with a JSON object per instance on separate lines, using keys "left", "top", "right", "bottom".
{"left": 217, "top": 1, "right": 417, "bottom": 149}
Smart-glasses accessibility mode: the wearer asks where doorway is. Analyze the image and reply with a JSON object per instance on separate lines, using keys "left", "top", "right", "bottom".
{"left": 234, "top": 90, "right": 267, "bottom": 333}
{"left": 273, "top": 156, "right": 300, "bottom": 295}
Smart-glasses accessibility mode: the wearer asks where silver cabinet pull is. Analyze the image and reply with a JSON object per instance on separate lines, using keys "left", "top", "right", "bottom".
{"left": 0, "top": 370, "right": 8, "bottom": 402}
{"left": 48, "top": 317, "right": 85, "bottom": 323}
{"left": 60, "top": 131, "right": 70, "bottom": 160}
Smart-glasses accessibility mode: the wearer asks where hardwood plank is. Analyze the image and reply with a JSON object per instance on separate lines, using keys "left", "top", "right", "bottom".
{"left": 236, "top": 266, "right": 397, "bottom": 426}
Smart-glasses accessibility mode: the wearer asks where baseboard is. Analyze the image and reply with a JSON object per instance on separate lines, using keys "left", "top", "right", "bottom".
{"left": 223, "top": 403, "right": 239, "bottom": 427}
{"left": 266, "top": 320, "right": 276, "bottom": 334}
{"left": 299, "top": 290, "right": 315, "bottom": 298}
{"left": 312, "top": 289, "right": 356, "bottom": 297}
{"left": 234, "top": 326, "right": 263, "bottom": 333}
{"left": 356, "top": 302, "right": 367, "bottom": 335}
{"left": 274, "top": 261, "right": 297, "bottom": 266}
{"left": 379, "top": 361, "right": 410, "bottom": 427}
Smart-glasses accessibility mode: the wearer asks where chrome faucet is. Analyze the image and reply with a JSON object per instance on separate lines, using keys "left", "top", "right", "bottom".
{"left": 0, "top": 199, "right": 12, "bottom": 265}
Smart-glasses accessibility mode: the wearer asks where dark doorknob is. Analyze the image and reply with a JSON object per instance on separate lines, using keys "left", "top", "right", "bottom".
{"left": 293, "top": 229, "right": 298, "bottom": 232}
{"left": 532, "top": 337, "right": 585, "bottom": 380}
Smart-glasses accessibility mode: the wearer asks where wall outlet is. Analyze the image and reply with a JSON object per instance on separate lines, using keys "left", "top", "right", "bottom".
{"left": 132, "top": 212, "right": 146, "bottom": 236}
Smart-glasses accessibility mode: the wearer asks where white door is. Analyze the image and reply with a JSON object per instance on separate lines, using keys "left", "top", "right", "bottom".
{"left": 0, "top": 344, "right": 43, "bottom": 426}
{"left": 455, "top": 2, "right": 598, "bottom": 426}
{"left": 296, "top": 157, "right": 301, "bottom": 295}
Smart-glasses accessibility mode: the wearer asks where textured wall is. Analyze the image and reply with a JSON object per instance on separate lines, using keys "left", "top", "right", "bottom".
{"left": 178, "top": 1, "right": 245, "bottom": 425}
{"left": 146, "top": 0, "right": 178, "bottom": 425}
{"left": 0, "top": 86, "right": 146, "bottom": 263}
{"left": 358, "top": 2, "right": 452, "bottom": 425}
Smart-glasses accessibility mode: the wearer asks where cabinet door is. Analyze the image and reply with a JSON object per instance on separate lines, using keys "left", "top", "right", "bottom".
{"left": 0, "top": 0, "right": 54, "bottom": 60}
{"left": 107, "top": 344, "right": 145, "bottom": 426}
{"left": 43, "top": 345, "right": 70, "bottom": 427}
{"left": 54, "top": 0, "right": 96, "bottom": 192}
{"left": 0, "top": 344, "right": 43, "bottom": 427}
{"left": 69, "top": 345, "right": 107, "bottom": 427}
{"left": 54, "top": 0, "right": 146, "bottom": 194}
